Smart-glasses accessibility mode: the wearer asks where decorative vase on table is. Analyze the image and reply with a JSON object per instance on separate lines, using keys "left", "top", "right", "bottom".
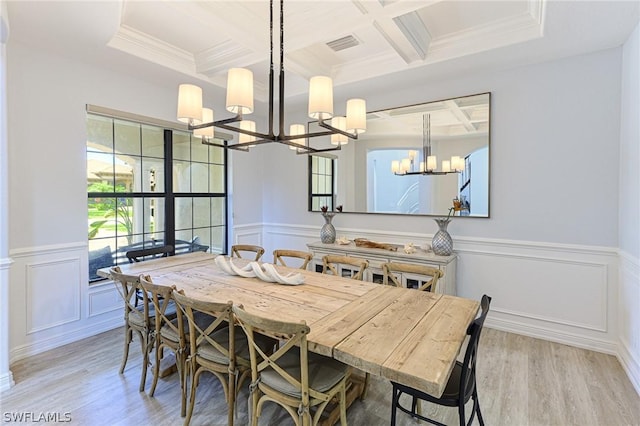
{"left": 320, "top": 213, "right": 336, "bottom": 244}
{"left": 432, "top": 218, "right": 453, "bottom": 256}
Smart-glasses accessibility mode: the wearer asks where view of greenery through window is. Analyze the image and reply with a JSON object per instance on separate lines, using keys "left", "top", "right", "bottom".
{"left": 87, "top": 112, "right": 227, "bottom": 282}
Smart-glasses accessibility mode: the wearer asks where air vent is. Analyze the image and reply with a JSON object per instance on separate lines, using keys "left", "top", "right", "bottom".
{"left": 326, "top": 35, "right": 360, "bottom": 52}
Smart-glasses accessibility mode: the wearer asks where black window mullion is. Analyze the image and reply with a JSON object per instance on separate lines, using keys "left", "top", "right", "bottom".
{"left": 164, "top": 129, "right": 175, "bottom": 252}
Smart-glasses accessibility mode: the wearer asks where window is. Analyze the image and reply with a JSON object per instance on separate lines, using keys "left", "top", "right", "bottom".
{"left": 308, "top": 155, "right": 335, "bottom": 211}
{"left": 87, "top": 111, "right": 227, "bottom": 282}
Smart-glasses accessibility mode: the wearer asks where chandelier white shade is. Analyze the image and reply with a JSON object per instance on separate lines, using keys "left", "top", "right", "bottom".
{"left": 330, "top": 116, "right": 348, "bottom": 145}
{"left": 193, "top": 107, "right": 214, "bottom": 140}
{"left": 226, "top": 68, "right": 254, "bottom": 114}
{"left": 176, "top": 0, "right": 365, "bottom": 153}
{"left": 177, "top": 84, "right": 203, "bottom": 125}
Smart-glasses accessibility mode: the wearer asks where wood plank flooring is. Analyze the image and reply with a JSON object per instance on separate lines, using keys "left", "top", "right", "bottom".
{"left": 2, "top": 327, "right": 639, "bottom": 426}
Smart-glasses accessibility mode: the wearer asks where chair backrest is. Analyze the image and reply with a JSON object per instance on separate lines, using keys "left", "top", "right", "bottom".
{"left": 381, "top": 262, "right": 444, "bottom": 292}
{"left": 272, "top": 249, "right": 313, "bottom": 270}
{"left": 231, "top": 244, "right": 265, "bottom": 261}
{"left": 109, "top": 266, "right": 149, "bottom": 326}
{"left": 322, "top": 255, "right": 369, "bottom": 280}
{"left": 459, "top": 294, "right": 491, "bottom": 402}
{"left": 171, "top": 290, "right": 234, "bottom": 365}
{"left": 233, "top": 305, "right": 326, "bottom": 402}
{"left": 126, "top": 245, "right": 174, "bottom": 263}
{"left": 138, "top": 275, "right": 179, "bottom": 341}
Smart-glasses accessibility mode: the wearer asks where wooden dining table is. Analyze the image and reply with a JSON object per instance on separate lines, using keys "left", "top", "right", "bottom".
{"left": 98, "top": 251, "right": 479, "bottom": 402}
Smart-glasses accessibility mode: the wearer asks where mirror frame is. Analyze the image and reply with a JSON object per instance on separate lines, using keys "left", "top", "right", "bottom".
{"left": 308, "top": 92, "right": 491, "bottom": 218}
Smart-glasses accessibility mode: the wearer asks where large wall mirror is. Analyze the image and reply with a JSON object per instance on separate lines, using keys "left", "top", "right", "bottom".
{"left": 308, "top": 92, "right": 490, "bottom": 217}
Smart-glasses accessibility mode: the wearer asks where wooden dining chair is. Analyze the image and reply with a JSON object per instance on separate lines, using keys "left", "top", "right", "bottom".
{"left": 138, "top": 276, "right": 191, "bottom": 413}
{"left": 272, "top": 249, "right": 313, "bottom": 270}
{"left": 126, "top": 245, "right": 174, "bottom": 263}
{"left": 390, "top": 294, "right": 492, "bottom": 426}
{"left": 171, "top": 291, "right": 275, "bottom": 426}
{"left": 322, "top": 254, "right": 369, "bottom": 281}
{"left": 382, "top": 262, "right": 444, "bottom": 292}
{"left": 230, "top": 244, "right": 265, "bottom": 261}
{"left": 233, "top": 304, "right": 350, "bottom": 426}
{"left": 109, "top": 266, "right": 155, "bottom": 392}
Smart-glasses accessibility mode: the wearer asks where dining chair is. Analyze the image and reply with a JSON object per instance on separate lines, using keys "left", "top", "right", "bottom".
{"left": 382, "top": 262, "right": 444, "bottom": 292}
{"left": 138, "top": 275, "right": 195, "bottom": 413}
{"left": 230, "top": 244, "right": 265, "bottom": 261}
{"left": 273, "top": 249, "right": 313, "bottom": 270}
{"left": 390, "top": 294, "right": 492, "bottom": 426}
{"left": 126, "top": 245, "right": 174, "bottom": 263}
{"left": 109, "top": 266, "right": 155, "bottom": 392}
{"left": 233, "top": 304, "right": 350, "bottom": 426}
{"left": 171, "top": 291, "right": 275, "bottom": 426}
{"left": 322, "top": 254, "right": 369, "bottom": 280}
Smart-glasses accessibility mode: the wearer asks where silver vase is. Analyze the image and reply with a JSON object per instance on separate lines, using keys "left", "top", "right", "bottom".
{"left": 432, "top": 218, "right": 453, "bottom": 256}
{"left": 320, "top": 213, "right": 336, "bottom": 244}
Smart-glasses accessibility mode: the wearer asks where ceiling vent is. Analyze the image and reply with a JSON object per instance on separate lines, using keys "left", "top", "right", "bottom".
{"left": 326, "top": 35, "right": 360, "bottom": 52}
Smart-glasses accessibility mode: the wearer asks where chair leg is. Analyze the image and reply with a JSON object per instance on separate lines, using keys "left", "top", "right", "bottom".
{"left": 339, "top": 383, "right": 347, "bottom": 426}
{"left": 139, "top": 334, "right": 153, "bottom": 392}
{"left": 119, "top": 326, "right": 131, "bottom": 374}
{"left": 227, "top": 372, "right": 236, "bottom": 426}
{"left": 390, "top": 385, "right": 400, "bottom": 426}
{"left": 360, "top": 372, "right": 370, "bottom": 400}
{"left": 176, "top": 351, "right": 186, "bottom": 417}
{"left": 474, "top": 391, "right": 485, "bottom": 426}
{"left": 184, "top": 364, "right": 198, "bottom": 426}
{"left": 458, "top": 402, "right": 466, "bottom": 426}
{"left": 149, "top": 342, "right": 162, "bottom": 396}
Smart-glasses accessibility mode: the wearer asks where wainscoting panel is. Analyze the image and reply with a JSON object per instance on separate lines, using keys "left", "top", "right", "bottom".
{"left": 9, "top": 243, "right": 123, "bottom": 363}
{"left": 88, "top": 281, "right": 122, "bottom": 318}
{"left": 26, "top": 258, "right": 81, "bottom": 334}
{"left": 457, "top": 251, "right": 608, "bottom": 332}
{"left": 233, "top": 223, "right": 264, "bottom": 248}
{"left": 261, "top": 223, "right": 619, "bottom": 355}
{"left": 619, "top": 251, "right": 640, "bottom": 395}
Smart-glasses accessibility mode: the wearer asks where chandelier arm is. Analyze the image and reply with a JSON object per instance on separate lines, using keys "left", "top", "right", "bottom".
{"left": 189, "top": 114, "right": 243, "bottom": 130}
{"left": 317, "top": 119, "right": 359, "bottom": 139}
{"left": 212, "top": 122, "right": 272, "bottom": 140}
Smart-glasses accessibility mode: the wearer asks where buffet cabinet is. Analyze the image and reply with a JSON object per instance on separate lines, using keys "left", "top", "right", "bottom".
{"left": 307, "top": 241, "right": 458, "bottom": 295}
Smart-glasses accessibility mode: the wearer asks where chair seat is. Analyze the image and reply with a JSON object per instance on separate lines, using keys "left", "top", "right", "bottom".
{"left": 261, "top": 348, "right": 349, "bottom": 398}
{"left": 197, "top": 326, "right": 274, "bottom": 365}
{"left": 127, "top": 301, "right": 176, "bottom": 327}
{"left": 160, "top": 310, "right": 214, "bottom": 342}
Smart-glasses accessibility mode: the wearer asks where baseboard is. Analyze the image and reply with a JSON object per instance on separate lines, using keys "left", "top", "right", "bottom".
{"left": 618, "top": 339, "right": 640, "bottom": 397}
{"left": 485, "top": 316, "right": 618, "bottom": 355}
{"left": 9, "top": 317, "right": 123, "bottom": 364}
{"left": 0, "top": 370, "right": 15, "bottom": 391}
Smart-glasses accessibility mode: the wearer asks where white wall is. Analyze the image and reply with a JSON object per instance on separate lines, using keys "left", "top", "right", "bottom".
{"left": 618, "top": 21, "right": 640, "bottom": 394}
{"left": 261, "top": 48, "right": 624, "bottom": 357}
{"left": 5, "top": 40, "right": 264, "bottom": 361}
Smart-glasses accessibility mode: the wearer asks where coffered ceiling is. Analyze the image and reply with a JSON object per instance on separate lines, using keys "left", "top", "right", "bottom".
{"left": 5, "top": 0, "right": 640, "bottom": 107}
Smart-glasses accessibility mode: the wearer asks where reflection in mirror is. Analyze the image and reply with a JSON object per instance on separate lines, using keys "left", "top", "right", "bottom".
{"left": 308, "top": 93, "right": 490, "bottom": 217}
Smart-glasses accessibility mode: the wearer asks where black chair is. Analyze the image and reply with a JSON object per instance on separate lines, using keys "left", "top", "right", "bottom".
{"left": 126, "top": 245, "right": 174, "bottom": 263}
{"left": 390, "top": 295, "right": 491, "bottom": 426}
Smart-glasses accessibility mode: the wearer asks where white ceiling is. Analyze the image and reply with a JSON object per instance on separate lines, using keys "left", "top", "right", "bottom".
{"left": 5, "top": 0, "right": 640, "bottom": 113}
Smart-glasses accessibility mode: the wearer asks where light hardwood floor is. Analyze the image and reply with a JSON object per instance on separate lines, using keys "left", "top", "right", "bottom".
{"left": 1, "top": 327, "right": 639, "bottom": 426}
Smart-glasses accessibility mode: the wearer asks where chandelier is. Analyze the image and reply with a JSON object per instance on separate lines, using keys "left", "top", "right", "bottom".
{"left": 176, "top": 0, "right": 366, "bottom": 153}
{"left": 391, "top": 114, "right": 465, "bottom": 175}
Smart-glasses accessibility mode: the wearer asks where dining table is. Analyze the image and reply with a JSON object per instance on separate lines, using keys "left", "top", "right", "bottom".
{"left": 98, "top": 251, "right": 479, "bottom": 421}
